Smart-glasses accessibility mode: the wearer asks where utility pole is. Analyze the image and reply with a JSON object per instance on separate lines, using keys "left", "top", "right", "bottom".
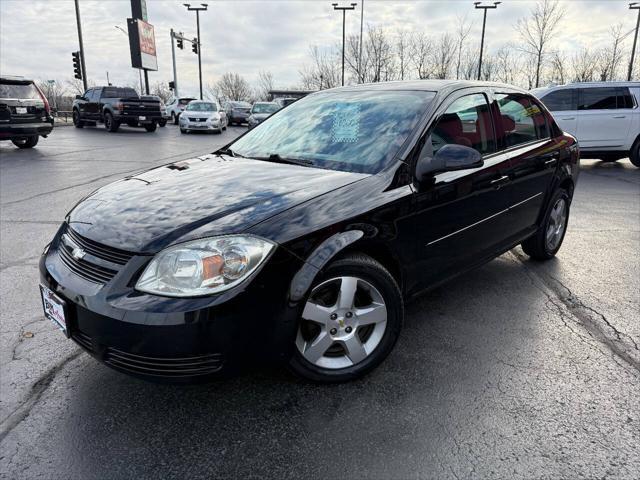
{"left": 170, "top": 29, "right": 179, "bottom": 97}
{"left": 74, "top": 0, "right": 88, "bottom": 91}
{"left": 184, "top": 3, "right": 208, "bottom": 99}
{"left": 629, "top": 2, "right": 640, "bottom": 81}
{"left": 474, "top": 1, "right": 500, "bottom": 81}
{"left": 332, "top": 2, "right": 357, "bottom": 87}
{"left": 358, "top": 0, "right": 364, "bottom": 83}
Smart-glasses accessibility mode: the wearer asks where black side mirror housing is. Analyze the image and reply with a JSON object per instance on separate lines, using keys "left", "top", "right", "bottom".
{"left": 75, "top": 95, "right": 83, "bottom": 100}
{"left": 416, "top": 144, "right": 484, "bottom": 182}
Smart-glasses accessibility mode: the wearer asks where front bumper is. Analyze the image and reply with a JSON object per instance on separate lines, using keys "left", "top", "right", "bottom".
{"left": 0, "top": 120, "right": 54, "bottom": 139}
{"left": 180, "top": 119, "right": 222, "bottom": 131}
{"left": 40, "top": 225, "right": 303, "bottom": 382}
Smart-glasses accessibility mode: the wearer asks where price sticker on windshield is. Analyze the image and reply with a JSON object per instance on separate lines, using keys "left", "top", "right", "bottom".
{"left": 332, "top": 103, "right": 360, "bottom": 143}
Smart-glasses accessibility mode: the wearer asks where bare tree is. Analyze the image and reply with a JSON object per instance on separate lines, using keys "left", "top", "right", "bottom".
{"left": 494, "top": 45, "right": 520, "bottom": 84}
{"left": 65, "top": 77, "right": 87, "bottom": 96}
{"left": 571, "top": 48, "right": 598, "bottom": 82}
{"left": 597, "top": 24, "right": 626, "bottom": 81}
{"left": 396, "top": 29, "right": 411, "bottom": 81}
{"left": 299, "top": 45, "right": 340, "bottom": 90}
{"left": 36, "top": 80, "right": 67, "bottom": 111}
{"left": 255, "top": 71, "right": 275, "bottom": 100}
{"left": 431, "top": 33, "right": 456, "bottom": 79}
{"left": 455, "top": 14, "right": 473, "bottom": 79}
{"left": 410, "top": 32, "right": 433, "bottom": 79}
{"left": 515, "top": 0, "right": 566, "bottom": 88}
{"left": 215, "top": 72, "right": 251, "bottom": 101}
{"left": 151, "top": 81, "right": 171, "bottom": 103}
{"left": 548, "top": 50, "right": 568, "bottom": 84}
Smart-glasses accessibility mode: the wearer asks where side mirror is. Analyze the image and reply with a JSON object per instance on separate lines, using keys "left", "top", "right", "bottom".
{"left": 416, "top": 143, "right": 483, "bottom": 181}
{"left": 75, "top": 95, "right": 83, "bottom": 100}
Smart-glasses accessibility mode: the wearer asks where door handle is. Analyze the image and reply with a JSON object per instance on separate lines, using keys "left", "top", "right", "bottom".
{"left": 560, "top": 117, "right": 575, "bottom": 120}
{"left": 544, "top": 158, "right": 558, "bottom": 167}
{"left": 613, "top": 115, "right": 626, "bottom": 119}
{"left": 490, "top": 175, "right": 510, "bottom": 189}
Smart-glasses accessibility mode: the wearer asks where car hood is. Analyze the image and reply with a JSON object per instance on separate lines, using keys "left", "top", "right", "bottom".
{"left": 68, "top": 154, "right": 367, "bottom": 253}
{"left": 183, "top": 111, "right": 218, "bottom": 117}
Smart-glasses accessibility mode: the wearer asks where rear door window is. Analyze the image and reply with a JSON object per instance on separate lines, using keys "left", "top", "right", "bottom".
{"left": 495, "top": 93, "right": 549, "bottom": 147}
{"left": 616, "top": 88, "right": 635, "bottom": 109}
{"left": 431, "top": 93, "right": 496, "bottom": 155}
{"left": 540, "top": 89, "right": 577, "bottom": 111}
{"left": 0, "top": 82, "right": 40, "bottom": 99}
{"left": 578, "top": 88, "right": 617, "bottom": 110}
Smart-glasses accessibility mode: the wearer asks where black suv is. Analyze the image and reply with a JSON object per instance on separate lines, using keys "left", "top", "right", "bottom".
{"left": 0, "top": 76, "right": 54, "bottom": 148}
{"left": 73, "top": 86, "right": 162, "bottom": 133}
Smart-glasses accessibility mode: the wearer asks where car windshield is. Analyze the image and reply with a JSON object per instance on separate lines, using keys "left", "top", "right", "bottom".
{"left": 232, "top": 102, "right": 251, "bottom": 109}
{"left": 230, "top": 90, "right": 435, "bottom": 174}
{"left": 186, "top": 102, "right": 215, "bottom": 111}
{"left": 252, "top": 103, "right": 279, "bottom": 114}
{"left": 179, "top": 98, "right": 195, "bottom": 105}
{"left": 0, "top": 82, "right": 40, "bottom": 99}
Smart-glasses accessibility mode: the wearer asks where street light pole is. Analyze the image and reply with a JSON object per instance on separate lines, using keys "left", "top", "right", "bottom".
{"left": 184, "top": 3, "right": 208, "bottom": 100}
{"left": 332, "top": 3, "right": 357, "bottom": 87}
{"left": 115, "top": 25, "right": 144, "bottom": 94}
{"left": 474, "top": 1, "right": 501, "bottom": 81}
{"left": 170, "top": 29, "right": 179, "bottom": 97}
{"left": 358, "top": 0, "right": 364, "bottom": 83}
{"left": 74, "top": 0, "right": 88, "bottom": 91}
{"left": 629, "top": 2, "right": 640, "bottom": 81}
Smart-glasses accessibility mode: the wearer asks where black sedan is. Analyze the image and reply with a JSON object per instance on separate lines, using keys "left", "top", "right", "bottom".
{"left": 39, "top": 80, "right": 579, "bottom": 383}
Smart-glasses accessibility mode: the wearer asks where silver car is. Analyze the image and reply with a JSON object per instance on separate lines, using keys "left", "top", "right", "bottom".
{"left": 179, "top": 100, "right": 228, "bottom": 134}
{"left": 247, "top": 102, "right": 280, "bottom": 129}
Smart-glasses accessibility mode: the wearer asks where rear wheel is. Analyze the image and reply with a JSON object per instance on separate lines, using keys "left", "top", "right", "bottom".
{"left": 630, "top": 138, "right": 640, "bottom": 168}
{"left": 104, "top": 112, "right": 119, "bottom": 132}
{"left": 72, "top": 110, "right": 83, "bottom": 128}
{"left": 289, "top": 254, "right": 403, "bottom": 383}
{"left": 521, "top": 188, "right": 570, "bottom": 261}
{"left": 12, "top": 136, "right": 39, "bottom": 149}
{"left": 144, "top": 123, "right": 157, "bottom": 132}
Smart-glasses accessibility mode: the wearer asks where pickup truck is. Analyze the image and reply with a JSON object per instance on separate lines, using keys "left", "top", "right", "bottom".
{"left": 72, "top": 86, "right": 162, "bottom": 133}
{"left": 533, "top": 81, "right": 640, "bottom": 167}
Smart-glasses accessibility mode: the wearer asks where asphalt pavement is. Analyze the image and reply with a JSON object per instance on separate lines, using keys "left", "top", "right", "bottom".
{"left": 1, "top": 123, "right": 638, "bottom": 479}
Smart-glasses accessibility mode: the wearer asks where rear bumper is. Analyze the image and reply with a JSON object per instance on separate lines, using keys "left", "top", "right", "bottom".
{"left": 0, "top": 120, "right": 54, "bottom": 138}
{"left": 114, "top": 113, "right": 162, "bottom": 123}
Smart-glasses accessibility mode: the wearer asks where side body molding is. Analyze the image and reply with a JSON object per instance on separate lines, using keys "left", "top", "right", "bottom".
{"left": 288, "top": 230, "right": 364, "bottom": 303}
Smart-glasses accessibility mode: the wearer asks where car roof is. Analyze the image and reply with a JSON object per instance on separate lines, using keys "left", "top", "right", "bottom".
{"left": 0, "top": 75, "right": 32, "bottom": 83}
{"left": 328, "top": 79, "right": 527, "bottom": 93}
{"left": 534, "top": 81, "right": 640, "bottom": 92}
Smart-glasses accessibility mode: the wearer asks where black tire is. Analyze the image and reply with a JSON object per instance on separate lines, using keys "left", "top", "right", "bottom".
{"left": 630, "top": 137, "right": 640, "bottom": 168}
{"left": 180, "top": 128, "right": 187, "bottom": 134}
{"left": 12, "top": 136, "right": 39, "bottom": 149}
{"left": 72, "top": 109, "right": 83, "bottom": 128}
{"left": 104, "top": 112, "right": 119, "bottom": 132}
{"left": 158, "top": 119, "right": 167, "bottom": 127}
{"left": 289, "top": 253, "right": 403, "bottom": 383}
{"left": 172, "top": 112, "right": 179, "bottom": 125}
{"left": 144, "top": 123, "right": 157, "bottom": 132}
{"left": 521, "top": 188, "right": 570, "bottom": 261}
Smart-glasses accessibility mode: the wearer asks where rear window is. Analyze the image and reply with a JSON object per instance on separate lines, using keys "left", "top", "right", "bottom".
{"left": 616, "top": 88, "right": 635, "bottom": 109}
{"left": 0, "top": 82, "right": 40, "bottom": 99}
{"left": 179, "top": 98, "right": 195, "bottom": 105}
{"left": 102, "top": 87, "right": 138, "bottom": 98}
{"left": 579, "top": 88, "right": 617, "bottom": 110}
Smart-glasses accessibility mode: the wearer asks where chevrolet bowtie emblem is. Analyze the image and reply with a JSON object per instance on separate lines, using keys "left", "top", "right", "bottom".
{"left": 71, "top": 247, "right": 86, "bottom": 260}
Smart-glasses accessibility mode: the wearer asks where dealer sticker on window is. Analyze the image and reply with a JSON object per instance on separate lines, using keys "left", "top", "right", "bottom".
{"left": 331, "top": 103, "right": 360, "bottom": 143}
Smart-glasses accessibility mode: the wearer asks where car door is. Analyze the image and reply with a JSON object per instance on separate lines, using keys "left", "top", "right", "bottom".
{"left": 538, "top": 88, "right": 578, "bottom": 136}
{"left": 78, "top": 88, "right": 92, "bottom": 118}
{"left": 405, "top": 91, "right": 514, "bottom": 291}
{"left": 577, "top": 87, "right": 630, "bottom": 148}
{"left": 494, "top": 91, "right": 558, "bottom": 236}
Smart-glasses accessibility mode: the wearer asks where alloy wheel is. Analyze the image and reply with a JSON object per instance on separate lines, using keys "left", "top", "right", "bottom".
{"left": 546, "top": 197, "right": 567, "bottom": 251}
{"left": 296, "top": 276, "right": 387, "bottom": 370}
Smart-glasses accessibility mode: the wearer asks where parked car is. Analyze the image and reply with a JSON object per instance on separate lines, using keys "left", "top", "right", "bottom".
{"left": 146, "top": 95, "right": 169, "bottom": 127}
{"left": 40, "top": 80, "right": 579, "bottom": 383}
{"left": 224, "top": 100, "right": 251, "bottom": 125}
{"left": 247, "top": 101, "right": 280, "bottom": 129}
{"left": 165, "top": 97, "right": 196, "bottom": 124}
{"left": 73, "top": 86, "right": 162, "bottom": 133}
{"left": 179, "top": 100, "right": 227, "bottom": 134}
{"left": 532, "top": 81, "right": 640, "bottom": 167}
{"left": 0, "top": 76, "right": 54, "bottom": 148}
{"left": 275, "top": 97, "right": 298, "bottom": 108}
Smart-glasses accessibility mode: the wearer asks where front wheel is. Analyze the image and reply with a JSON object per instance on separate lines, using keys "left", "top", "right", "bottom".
{"left": 144, "top": 123, "right": 157, "bottom": 132}
{"left": 72, "top": 110, "right": 83, "bottom": 128}
{"left": 289, "top": 254, "right": 403, "bottom": 383}
{"left": 630, "top": 138, "right": 640, "bottom": 168}
{"left": 12, "top": 136, "right": 39, "bottom": 148}
{"left": 180, "top": 128, "right": 187, "bottom": 134}
{"left": 158, "top": 119, "right": 167, "bottom": 127}
{"left": 521, "top": 188, "right": 570, "bottom": 261}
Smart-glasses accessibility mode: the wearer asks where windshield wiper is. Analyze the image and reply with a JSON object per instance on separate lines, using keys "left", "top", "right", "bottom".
{"left": 216, "top": 147, "right": 246, "bottom": 158}
{"left": 254, "top": 154, "right": 315, "bottom": 167}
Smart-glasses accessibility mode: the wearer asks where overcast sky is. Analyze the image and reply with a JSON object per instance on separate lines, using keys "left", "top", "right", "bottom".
{"left": 0, "top": 0, "right": 635, "bottom": 95}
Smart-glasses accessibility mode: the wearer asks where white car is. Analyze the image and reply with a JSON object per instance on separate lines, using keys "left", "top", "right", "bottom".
{"left": 165, "top": 96, "right": 196, "bottom": 124}
{"left": 532, "top": 82, "right": 640, "bottom": 167}
{"left": 179, "top": 100, "right": 227, "bottom": 134}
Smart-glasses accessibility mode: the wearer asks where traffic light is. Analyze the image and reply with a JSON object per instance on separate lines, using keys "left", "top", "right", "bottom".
{"left": 192, "top": 38, "right": 198, "bottom": 54}
{"left": 72, "top": 51, "right": 82, "bottom": 80}
{"left": 176, "top": 37, "right": 183, "bottom": 49}
{"left": 169, "top": 81, "right": 175, "bottom": 90}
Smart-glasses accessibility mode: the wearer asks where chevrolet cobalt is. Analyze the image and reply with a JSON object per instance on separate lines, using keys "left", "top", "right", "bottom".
{"left": 40, "top": 80, "right": 579, "bottom": 383}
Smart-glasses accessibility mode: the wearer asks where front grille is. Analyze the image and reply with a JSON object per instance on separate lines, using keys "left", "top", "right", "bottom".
{"left": 59, "top": 245, "right": 118, "bottom": 283}
{"left": 65, "top": 227, "right": 135, "bottom": 265}
{"left": 188, "top": 117, "right": 207, "bottom": 122}
{"left": 104, "top": 348, "right": 223, "bottom": 378}
{"left": 72, "top": 331, "right": 94, "bottom": 353}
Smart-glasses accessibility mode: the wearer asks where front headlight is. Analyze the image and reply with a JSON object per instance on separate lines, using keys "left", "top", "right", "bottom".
{"left": 136, "top": 236, "right": 275, "bottom": 297}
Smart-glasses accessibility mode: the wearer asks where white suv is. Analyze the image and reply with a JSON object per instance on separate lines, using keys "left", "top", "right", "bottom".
{"left": 532, "top": 82, "right": 640, "bottom": 167}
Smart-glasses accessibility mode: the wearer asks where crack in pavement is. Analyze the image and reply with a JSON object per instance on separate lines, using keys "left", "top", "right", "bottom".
{"left": 509, "top": 250, "right": 640, "bottom": 374}
{"left": 0, "top": 349, "right": 83, "bottom": 444}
